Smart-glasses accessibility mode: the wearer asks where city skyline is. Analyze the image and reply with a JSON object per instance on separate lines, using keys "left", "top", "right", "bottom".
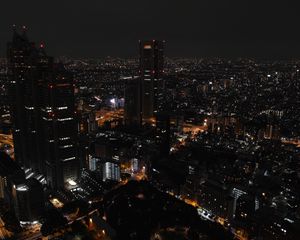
{"left": 1, "top": 2, "right": 300, "bottom": 240}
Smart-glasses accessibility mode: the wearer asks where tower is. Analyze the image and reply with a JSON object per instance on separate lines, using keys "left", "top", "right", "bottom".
{"left": 124, "top": 77, "right": 141, "bottom": 127}
{"left": 7, "top": 26, "right": 51, "bottom": 172}
{"left": 139, "top": 40, "right": 164, "bottom": 124}
{"left": 41, "top": 64, "right": 79, "bottom": 189}
{"left": 7, "top": 27, "right": 79, "bottom": 189}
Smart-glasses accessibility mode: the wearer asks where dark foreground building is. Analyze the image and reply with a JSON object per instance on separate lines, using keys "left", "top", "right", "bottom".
{"left": 7, "top": 27, "right": 79, "bottom": 189}
{"left": 12, "top": 178, "right": 44, "bottom": 223}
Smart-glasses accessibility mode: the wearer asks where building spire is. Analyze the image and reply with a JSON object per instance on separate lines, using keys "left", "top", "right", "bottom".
{"left": 21, "top": 25, "right": 28, "bottom": 40}
{"left": 12, "top": 24, "right": 18, "bottom": 39}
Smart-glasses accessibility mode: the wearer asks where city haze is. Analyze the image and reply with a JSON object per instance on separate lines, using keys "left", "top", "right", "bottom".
{"left": 1, "top": 0, "right": 300, "bottom": 58}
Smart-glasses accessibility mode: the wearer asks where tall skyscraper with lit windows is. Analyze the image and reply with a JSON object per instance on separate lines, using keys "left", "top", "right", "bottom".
{"left": 41, "top": 64, "right": 79, "bottom": 189}
{"left": 7, "top": 26, "right": 50, "bottom": 172}
{"left": 7, "top": 27, "right": 79, "bottom": 189}
{"left": 139, "top": 40, "right": 164, "bottom": 124}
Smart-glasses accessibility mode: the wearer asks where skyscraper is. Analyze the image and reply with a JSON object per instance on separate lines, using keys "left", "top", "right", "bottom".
{"left": 7, "top": 26, "right": 50, "bottom": 172}
{"left": 139, "top": 40, "right": 164, "bottom": 124}
{"left": 42, "top": 64, "right": 79, "bottom": 189}
{"left": 7, "top": 27, "right": 79, "bottom": 189}
{"left": 124, "top": 76, "right": 141, "bottom": 127}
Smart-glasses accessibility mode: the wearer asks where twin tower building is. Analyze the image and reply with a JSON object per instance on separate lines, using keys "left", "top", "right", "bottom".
{"left": 7, "top": 27, "right": 79, "bottom": 189}
{"left": 8, "top": 27, "right": 165, "bottom": 189}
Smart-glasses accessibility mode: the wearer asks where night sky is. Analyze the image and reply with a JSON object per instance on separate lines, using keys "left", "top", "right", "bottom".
{"left": 1, "top": 0, "right": 300, "bottom": 58}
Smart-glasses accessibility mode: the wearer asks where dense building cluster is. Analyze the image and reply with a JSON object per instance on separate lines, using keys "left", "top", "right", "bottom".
{"left": 0, "top": 27, "right": 300, "bottom": 240}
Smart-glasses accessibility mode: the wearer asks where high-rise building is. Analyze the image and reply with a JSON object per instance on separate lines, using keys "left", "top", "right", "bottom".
{"left": 77, "top": 111, "right": 97, "bottom": 169}
{"left": 124, "top": 41, "right": 165, "bottom": 127}
{"left": 103, "top": 162, "right": 120, "bottom": 182}
{"left": 155, "top": 112, "right": 171, "bottom": 156}
{"left": 124, "top": 76, "right": 141, "bottom": 127}
{"left": 0, "top": 152, "right": 26, "bottom": 211}
{"left": 139, "top": 40, "right": 164, "bottom": 124}
{"left": 7, "top": 26, "right": 47, "bottom": 171}
{"left": 131, "top": 158, "right": 139, "bottom": 173}
{"left": 12, "top": 178, "right": 44, "bottom": 223}
{"left": 7, "top": 27, "right": 79, "bottom": 189}
{"left": 0, "top": 176, "right": 5, "bottom": 200}
{"left": 42, "top": 64, "right": 79, "bottom": 189}
{"left": 89, "top": 156, "right": 99, "bottom": 172}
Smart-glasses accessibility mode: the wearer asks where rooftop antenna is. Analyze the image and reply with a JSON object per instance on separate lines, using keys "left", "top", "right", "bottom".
{"left": 12, "top": 24, "right": 18, "bottom": 39}
{"left": 21, "top": 25, "right": 28, "bottom": 39}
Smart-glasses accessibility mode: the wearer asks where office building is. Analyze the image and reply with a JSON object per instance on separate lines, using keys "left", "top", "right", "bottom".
{"left": 124, "top": 77, "right": 141, "bottom": 127}
{"left": 12, "top": 178, "right": 44, "bottom": 223}
{"left": 139, "top": 40, "right": 164, "bottom": 124}
{"left": 7, "top": 27, "right": 79, "bottom": 189}
{"left": 155, "top": 112, "right": 171, "bottom": 156}
{"left": 42, "top": 64, "right": 79, "bottom": 188}
{"left": 7, "top": 27, "right": 48, "bottom": 171}
{"left": 103, "top": 162, "right": 120, "bottom": 182}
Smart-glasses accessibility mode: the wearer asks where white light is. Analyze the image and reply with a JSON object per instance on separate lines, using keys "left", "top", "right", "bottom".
{"left": 62, "top": 157, "right": 76, "bottom": 162}
{"left": 20, "top": 220, "right": 39, "bottom": 225}
{"left": 57, "top": 106, "right": 68, "bottom": 110}
{"left": 16, "top": 184, "right": 29, "bottom": 191}
{"left": 59, "top": 144, "right": 73, "bottom": 149}
{"left": 57, "top": 117, "right": 73, "bottom": 121}
{"left": 59, "top": 137, "right": 70, "bottom": 141}
{"left": 94, "top": 96, "right": 101, "bottom": 101}
{"left": 26, "top": 172, "right": 34, "bottom": 179}
{"left": 42, "top": 117, "right": 53, "bottom": 121}
{"left": 68, "top": 179, "right": 77, "bottom": 186}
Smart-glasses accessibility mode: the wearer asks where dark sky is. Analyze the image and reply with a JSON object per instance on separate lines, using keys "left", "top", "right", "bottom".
{"left": 1, "top": 0, "right": 300, "bottom": 58}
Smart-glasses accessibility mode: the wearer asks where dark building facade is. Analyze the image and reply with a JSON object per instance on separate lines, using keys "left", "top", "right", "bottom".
{"left": 124, "top": 77, "right": 141, "bottom": 127}
{"left": 7, "top": 27, "right": 46, "bottom": 171}
{"left": 41, "top": 64, "right": 79, "bottom": 188}
{"left": 155, "top": 112, "right": 171, "bottom": 156}
{"left": 139, "top": 40, "right": 164, "bottom": 124}
{"left": 124, "top": 41, "right": 165, "bottom": 127}
{"left": 12, "top": 178, "right": 44, "bottom": 223}
{"left": 7, "top": 28, "right": 79, "bottom": 189}
{"left": 0, "top": 152, "right": 25, "bottom": 208}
